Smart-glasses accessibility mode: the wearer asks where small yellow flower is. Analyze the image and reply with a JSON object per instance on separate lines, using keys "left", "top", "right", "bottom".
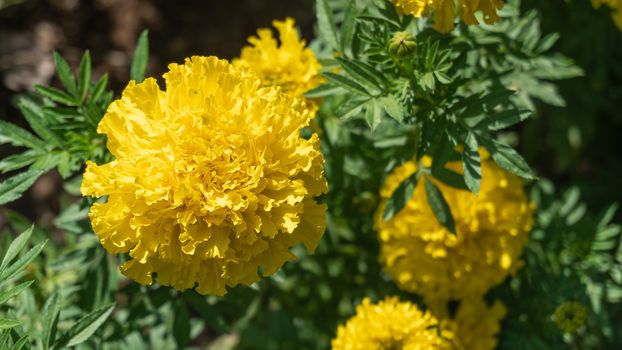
{"left": 554, "top": 301, "right": 588, "bottom": 334}
{"left": 81, "top": 56, "right": 328, "bottom": 295}
{"left": 593, "top": 0, "right": 622, "bottom": 30}
{"left": 441, "top": 298, "right": 507, "bottom": 350}
{"left": 391, "top": 0, "right": 504, "bottom": 33}
{"left": 331, "top": 296, "right": 452, "bottom": 350}
{"left": 375, "top": 150, "right": 534, "bottom": 303}
{"left": 234, "top": 18, "right": 324, "bottom": 101}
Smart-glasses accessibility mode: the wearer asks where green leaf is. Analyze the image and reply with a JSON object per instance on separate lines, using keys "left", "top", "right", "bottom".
{"left": 341, "top": 0, "right": 359, "bottom": 56}
{"left": 0, "top": 151, "right": 42, "bottom": 173}
{"left": 305, "top": 83, "right": 345, "bottom": 99}
{"left": 11, "top": 335, "right": 29, "bottom": 350}
{"left": 365, "top": 98, "right": 382, "bottom": 130}
{"left": 59, "top": 303, "right": 115, "bottom": 347}
{"left": 324, "top": 72, "right": 369, "bottom": 95}
{"left": 35, "top": 85, "right": 78, "bottom": 106}
{"left": 432, "top": 168, "right": 468, "bottom": 191}
{"left": 0, "top": 171, "right": 43, "bottom": 206}
{"left": 380, "top": 95, "right": 404, "bottom": 122}
{"left": 53, "top": 51, "right": 77, "bottom": 97}
{"left": 337, "top": 58, "right": 385, "bottom": 92}
{"left": 0, "top": 239, "right": 46, "bottom": 283}
{"left": 18, "top": 99, "right": 65, "bottom": 147}
{"left": 77, "top": 50, "right": 92, "bottom": 104}
{"left": 431, "top": 131, "right": 456, "bottom": 174}
{"left": 0, "top": 121, "right": 46, "bottom": 150}
{"left": 336, "top": 97, "right": 369, "bottom": 120}
{"left": 476, "top": 109, "right": 532, "bottom": 131}
{"left": 383, "top": 173, "right": 417, "bottom": 221}
{"left": 315, "top": 0, "right": 339, "bottom": 50}
{"left": 41, "top": 293, "right": 62, "bottom": 350}
{"left": 0, "top": 319, "right": 20, "bottom": 331}
{"left": 1, "top": 225, "right": 34, "bottom": 271}
{"left": 0, "top": 281, "right": 33, "bottom": 306}
{"left": 424, "top": 177, "right": 456, "bottom": 234}
{"left": 479, "top": 138, "right": 537, "bottom": 180}
{"left": 173, "top": 300, "right": 190, "bottom": 349}
{"left": 90, "top": 74, "right": 109, "bottom": 102}
{"left": 462, "top": 133, "right": 481, "bottom": 194}
{"left": 130, "top": 30, "right": 149, "bottom": 83}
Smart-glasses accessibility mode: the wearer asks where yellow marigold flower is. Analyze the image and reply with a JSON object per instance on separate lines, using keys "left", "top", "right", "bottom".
{"left": 554, "top": 301, "right": 588, "bottom": 334}
{"left": 593, "top": 0, "right": 622, "bottom": 30}
{"left": 81, "top": 56, "right": 328, "bottom": 296}
{"left": 441, "top": 298, "right": 507, "bottom": 350}
{"left": 233, "top": 18, "right": 324, "bottom": 100}
{"left": 374, "top": 150, "right": 534, "bottom": 303}
{"left": 391, "top": 0, "right": 504, "bottom": 33}
{"left": 331, "top": 296, "right": 452, "bottom": 350}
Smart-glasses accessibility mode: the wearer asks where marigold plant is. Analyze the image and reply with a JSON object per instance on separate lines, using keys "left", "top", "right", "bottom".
{"left": 391, "top": 0, "right": 504, "bottom": 33}
{"left": 234, "top": 18, "right": 323, "bottom": 101}
{"left": 375, "top": 151, "right": 534, "bottom": 303}
{"left": 593, "top": 0, "right": 622, "bottom": 29}
{"left": 331, "top": 296, "right": 451, "bottom": 350}
{"left": 81, "top": 56, "right": 328, "bottom": 295}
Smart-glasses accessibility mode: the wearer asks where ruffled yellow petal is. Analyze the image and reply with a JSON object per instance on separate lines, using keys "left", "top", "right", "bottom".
{"left": 82, "top": 56, "right": 327, "bottom": 295}
{"left": 374, "top": 149, "right": 534, "bottom": 303}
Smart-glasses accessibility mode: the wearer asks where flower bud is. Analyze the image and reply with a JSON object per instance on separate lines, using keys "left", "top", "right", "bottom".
{"left": 388, "top": 31, "right": 416, "bottom": 58}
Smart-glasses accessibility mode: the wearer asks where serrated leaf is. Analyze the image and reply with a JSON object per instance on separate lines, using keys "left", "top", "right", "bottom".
{"left": 316, "top": 0, "right": 339, "bottom": 50}
{"left": 336, "top": 97, "right": 369, "bottom": 120}
{"left": 383, "top": 174, "right": 417, "bottom": 221}
{"left": 18, "top": 99, "right": 64, "bottom": 147}
{"left": 0, "top": 281, "right": 32, "bottom": 306}
{"left": 59, "top": 303, "right": 115, "bottom": 347}
{"left": 0, "top": 239, "right": 46, "bottom": 283}
{"left": 481, "top": 90, "right": 515, "bottom": 110}
{"left": 432, "top": 168, "right": 468, "bottom": 191}
{"left": 479, "top": 138, "right": 537, "bottom": 180}
{"left": 341, "top": 0, "right": 358, "bottom": 56}
{"left": 34, "top": 85, "right": 77, "bottom": 106}
{"left": 324, "top": 72, "right": 369, "bottom": 95}
{"left": 424, "top": 177, "right": 456, "bottom": 235}
{"left": 0, "top": 171, "right": 43, "bottom": 206}
{"left": 1, "top": 226, "right": 34, "bottom": 271}
{"left": 41, "top": 293, "right": 61, "bottom": 350}
{"left": 77, "top": 50, "right": 92, "bottom": 104}
{"left": 337, "top": 58, "right": 385, "bottom": 92}
{"left": 365, "top": 98, "right": 382, "bottom": 130}
{"left": 0, "top": 151, "right": 42, "bottom": 173}
{"left": 0, "top": 319, "right": 20, "bottom": 330}
{"left": 90, "top": 74, "right": 109, "bottom": 102}
{"left": 476, "top": 108, "right": 532, "bottom": 131}
{"left": 463, "top": 133, "right": 481, "bottom": 194}
{"left": 380, "top": 95, "right": 404, "bottom": 122}
{"left": 53, "top": 51, "right": 77, "bottom": 97}
{"left": 0, "top": 121, "right": 46, "bottom": 150}
{"left": 130, "top": 30, "right": 149, "bottom": 83}
{"left": 305, "top": 83, "right": 345, "bottom": 98}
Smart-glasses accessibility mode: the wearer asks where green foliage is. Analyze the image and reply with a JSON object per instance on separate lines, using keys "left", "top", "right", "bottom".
{"left": 0, "top": 50, "right": 112, "bottom": 204}
{"left": 0, "top": 0, "right": 619, "bottom": 349}
{"left": 494, "top": 181, "right": 622, "bottom": 349}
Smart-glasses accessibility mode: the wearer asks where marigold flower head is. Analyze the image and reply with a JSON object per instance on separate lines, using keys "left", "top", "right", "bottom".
{"left": 375, "top": 150, "right": 534, "bottom": 302}
{"left": 331, "top": 296, "right": 452, "bottom": 350}
{"left": 81, "top": 56, "right": 328, "bottom": 295}
{"left": 390, "top": 0, "right": 504, "bottom": 33}
{"left": 233, "top": 18, "right": 324, "bottom": 100}
{"left": 441, "top": 298, "right": 507, "bottom": 350}
{"left": 593, "top": 0, "right": 622, "bottom": 30}
{"left": 554, "top": 301, "right": 588, "bottom": 333}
